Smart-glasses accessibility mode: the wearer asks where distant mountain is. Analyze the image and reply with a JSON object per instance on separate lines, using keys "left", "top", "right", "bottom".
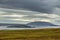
{"left": 0, "top": 23, "right": 33, "bottom": 28}
{"left": 27, "top": 21, "right": 58, "bottom": 27}
{"left": 0, "top": 22, "right": 59, "bottom": 28}
{"left": 7, "top": 24, "right": 32, "bottom": 28}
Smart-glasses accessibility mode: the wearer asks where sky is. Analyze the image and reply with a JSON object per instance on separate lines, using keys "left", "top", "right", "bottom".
{"left": 0, "top": 0, "right": 60, "bottom": 25}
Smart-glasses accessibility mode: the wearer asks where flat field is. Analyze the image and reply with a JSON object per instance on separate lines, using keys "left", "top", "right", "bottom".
{"left": 0, "top": 28, "right": 60, "bottom": 40}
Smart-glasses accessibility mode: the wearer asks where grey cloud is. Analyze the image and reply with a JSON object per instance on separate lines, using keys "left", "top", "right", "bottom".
{"left": 0, "top": 0, "right": 58, "bottom": 13}
{"left": 22, "top": 15, "right": 52, "bottom": 19}
{"left": 0, "top": 8, "right": 41, "bottom": 15}
{"left": 56, "top": 0, "right": 60, "bottom": 8}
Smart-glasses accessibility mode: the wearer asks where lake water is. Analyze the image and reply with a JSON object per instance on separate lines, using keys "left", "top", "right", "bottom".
{"left": 0, "top": 26, "right": 60, "bottom": 30}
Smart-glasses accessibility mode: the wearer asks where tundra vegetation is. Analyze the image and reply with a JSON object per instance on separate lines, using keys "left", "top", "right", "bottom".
{"left": 0, "top": 28, "right": 60, "bottom": 40}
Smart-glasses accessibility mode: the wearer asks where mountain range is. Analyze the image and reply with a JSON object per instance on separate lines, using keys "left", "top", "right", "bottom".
{"left": 0, "top": 21, "right": 59, "bottom": 28}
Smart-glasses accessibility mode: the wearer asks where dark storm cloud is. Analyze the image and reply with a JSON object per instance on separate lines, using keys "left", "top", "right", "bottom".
{"left": 56, "top": 0, "right": 60, "bottom": 8}
{"left": 0, "top": 0, "right": 58, "bottom": 13}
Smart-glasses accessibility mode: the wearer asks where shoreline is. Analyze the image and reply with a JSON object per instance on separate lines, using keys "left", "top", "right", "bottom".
{"left": 0, "top": 27, "right": 60, "bottom": 30}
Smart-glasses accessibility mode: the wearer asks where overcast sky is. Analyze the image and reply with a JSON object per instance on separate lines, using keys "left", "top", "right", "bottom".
{"left": 0, "top": 0, "right": 60, "bottom": 25}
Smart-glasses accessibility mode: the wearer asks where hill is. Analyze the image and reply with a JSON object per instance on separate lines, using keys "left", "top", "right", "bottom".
{"left": 0, "top": 28, "right": 60, "bottom": 40}
{"left": 0, "top": 21, "right": 59, "bottom": 28}
{"left": 7, "top": 24, "right": 32, "bottom": 28}
{"left": 27, "top": 21, "right": 57, "bottom": 27}
{"left": 0, "top": 23, "right": 33, "bottom": 28}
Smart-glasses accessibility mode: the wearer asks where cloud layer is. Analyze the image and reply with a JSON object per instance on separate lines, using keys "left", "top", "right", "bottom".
{"left": 0, "top": 8, "right": 59, "bottom": 25}
{"left": 0, "top": 0, "right": 60, "bottom": 25}
{"left": 0, "top": 0, "right": 59, "bottom": 13}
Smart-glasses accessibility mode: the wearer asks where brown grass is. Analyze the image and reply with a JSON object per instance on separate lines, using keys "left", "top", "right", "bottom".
{"left": 0, "top": 28, "right": 60, "bottom": 40}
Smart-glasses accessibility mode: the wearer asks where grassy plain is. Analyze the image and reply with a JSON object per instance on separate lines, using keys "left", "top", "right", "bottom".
{"left": 0, "top": 28, "right": 60, "bottom": 40}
